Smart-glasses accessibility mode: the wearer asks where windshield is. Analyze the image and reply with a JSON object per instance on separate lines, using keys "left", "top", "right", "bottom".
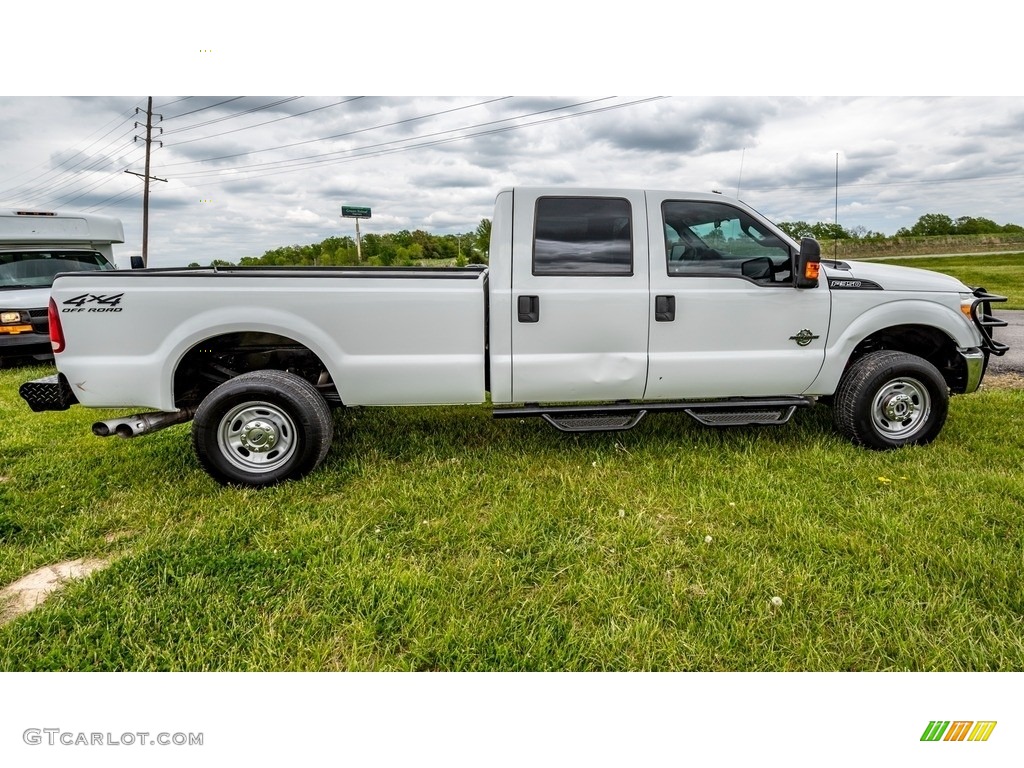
{"left": 0, "top": 250, "right": 114, "bottom": 289}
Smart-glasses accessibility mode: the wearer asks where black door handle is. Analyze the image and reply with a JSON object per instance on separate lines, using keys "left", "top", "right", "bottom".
{"left": 655, "top": 295, "right": 675, "bottom": 322}
{"left": 518, "top": 295, "right": 540, "bottom": 323}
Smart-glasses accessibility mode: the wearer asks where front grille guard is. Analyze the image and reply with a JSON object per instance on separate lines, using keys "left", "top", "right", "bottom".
{"left": 970, "top": 286, "right": 1009, "bottom": 356}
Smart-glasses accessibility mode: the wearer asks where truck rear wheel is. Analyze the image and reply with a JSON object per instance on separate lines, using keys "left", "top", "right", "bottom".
{"left": 192, "top": 370, "right": 333, "bottom": 487}
{"left": 833, "top": 350, "right": 949, "bottom": 449}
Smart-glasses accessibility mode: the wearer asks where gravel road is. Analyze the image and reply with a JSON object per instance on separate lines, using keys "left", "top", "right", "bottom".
{"left": 988, "top": 310, "right": 1023, "bottom": 374}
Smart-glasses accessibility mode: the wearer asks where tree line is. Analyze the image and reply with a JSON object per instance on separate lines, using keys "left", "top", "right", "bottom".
{"left": 188, "top": 220, "right": 493, "bottom": 269}
{"left": 777, "top": 213, "right": 1023, "bottom": 241}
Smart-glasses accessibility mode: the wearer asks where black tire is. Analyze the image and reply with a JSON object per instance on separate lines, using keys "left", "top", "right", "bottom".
{"left": 192, "top": 370, "right": 333, "bottom": 487}
{"left": 833, "top": 350, "right": 949, "bottom": 450}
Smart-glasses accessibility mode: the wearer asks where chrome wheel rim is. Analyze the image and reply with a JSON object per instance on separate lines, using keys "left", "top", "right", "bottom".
{"left": 871, "top": 377, "right": 932, "bottom": 439}
{"left": 217, "top": 401, "right": 298, "bottom": 473}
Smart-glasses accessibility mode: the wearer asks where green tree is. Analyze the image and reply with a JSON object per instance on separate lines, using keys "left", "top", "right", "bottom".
{"left": 909, "top": 213, "right": 955, "bottom": 236}
{"left": 776, "top": 221, "right": 850, "bottom": 240}
{"left": 954, "top": 216, "right": 1001, "bottom": 235}
{"left": 474, "top": 218, "right": 492, "bottom": 260}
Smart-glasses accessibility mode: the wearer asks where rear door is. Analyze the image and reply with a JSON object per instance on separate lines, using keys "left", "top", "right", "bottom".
{"left": 509, "top": 189, "right": 650, "bottom": 403}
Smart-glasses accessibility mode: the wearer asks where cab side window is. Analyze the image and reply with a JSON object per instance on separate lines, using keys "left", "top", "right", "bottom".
{"left": 663, "top": 200, "right": 792, "bottom": 283}
{"left": 533, "top": 197, "right": 633, "bottom": 276}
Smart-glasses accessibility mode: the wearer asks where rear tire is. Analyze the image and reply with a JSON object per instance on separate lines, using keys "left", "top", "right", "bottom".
{"left": 192, "top": 370, "right": 333, "bottom": 487}
{"left": 833, "top": 350, "right": 949, "bottom": 450}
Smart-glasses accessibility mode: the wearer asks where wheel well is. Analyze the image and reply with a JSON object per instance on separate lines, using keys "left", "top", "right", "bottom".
{"left": 847, "top": 324, "right": 969, "bottom": 392}
{"left": 173, "top": 332, "right": 339, "bottom": 408}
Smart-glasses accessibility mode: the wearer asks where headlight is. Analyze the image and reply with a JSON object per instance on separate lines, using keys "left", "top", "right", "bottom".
{"left": 1, "top": 310, "right": 25, "bottom": 324}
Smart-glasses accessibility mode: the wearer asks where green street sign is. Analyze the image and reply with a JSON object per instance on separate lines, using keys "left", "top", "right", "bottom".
{"left": 342, "top": 206, "right": 371, "bottom": 219}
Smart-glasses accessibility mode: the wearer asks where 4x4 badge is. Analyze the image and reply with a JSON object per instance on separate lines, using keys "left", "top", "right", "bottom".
{"left": 789, "top": 329, "right": 820, "bottom": 347}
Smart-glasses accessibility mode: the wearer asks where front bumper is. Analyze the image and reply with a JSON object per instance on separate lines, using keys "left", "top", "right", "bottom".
{"left": 959, "top": 348, "right": 986, "bottom": 394}
{"left": 0, "top": 307, "right": 51, "bottom": 358}
{"left": 19, "top": 373, "right": 79, "bottom": 412}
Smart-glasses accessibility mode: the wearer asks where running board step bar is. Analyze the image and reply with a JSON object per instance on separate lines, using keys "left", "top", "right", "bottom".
{"left": 685, "top": 406, "right": 798, "bottom": 427}
{"left": 542, "top": 411, "right": 647, "bottom": 433}
{"left": 494, "top": 397, "right": 813, "bottom": 434}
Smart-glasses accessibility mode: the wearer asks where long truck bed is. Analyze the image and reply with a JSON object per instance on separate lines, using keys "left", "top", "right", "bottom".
{"left": 48, "top": 265, "right": 489, "bottom": 411}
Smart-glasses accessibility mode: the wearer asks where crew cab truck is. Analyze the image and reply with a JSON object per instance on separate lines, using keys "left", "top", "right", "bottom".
{"left": 1, "top": 209, "right": 125, "bottom": 363}
{"left": 20, "top": 188, "right": 1008, "bottom": 487}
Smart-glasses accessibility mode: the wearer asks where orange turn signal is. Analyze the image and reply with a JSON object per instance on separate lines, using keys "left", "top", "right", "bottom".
{"left": 804, "top": 262, "right": 821, "bottom": 280}
{"left": 0, "top": 324, "right": 34, "bottom": 335}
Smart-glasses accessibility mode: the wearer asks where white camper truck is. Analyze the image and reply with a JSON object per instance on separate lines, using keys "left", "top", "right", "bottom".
{"left": 0, "top": 209, "right": 125, "bottom": 362}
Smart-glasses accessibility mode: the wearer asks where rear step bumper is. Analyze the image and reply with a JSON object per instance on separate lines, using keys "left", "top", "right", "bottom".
{"left": 19, "top": 373, "right": 79, "bottom": 412}
{"left": 494, "top": 397, "right": 814, "bottom": 433}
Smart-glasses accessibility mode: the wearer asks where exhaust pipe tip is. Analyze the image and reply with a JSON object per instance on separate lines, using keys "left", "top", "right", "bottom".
{"left": 115, "top": 423, "right": 137, "bottom": 439}
{"left": 92, "top": 409, "right": 196, "bottom": 439}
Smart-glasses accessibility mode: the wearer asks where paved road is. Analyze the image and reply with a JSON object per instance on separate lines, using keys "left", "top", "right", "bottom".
{"left": 988, "top": 309, "right": 1023, "bottom": 374}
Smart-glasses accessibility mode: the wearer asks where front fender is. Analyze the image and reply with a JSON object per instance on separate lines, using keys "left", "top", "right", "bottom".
{"left": 807, "top": 297, "right": 979, "bottom": 395}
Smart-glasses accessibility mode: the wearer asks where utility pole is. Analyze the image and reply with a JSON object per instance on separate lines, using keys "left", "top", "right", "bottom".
{"left": 125, "top": 97, "right": 167, "bottom": 267}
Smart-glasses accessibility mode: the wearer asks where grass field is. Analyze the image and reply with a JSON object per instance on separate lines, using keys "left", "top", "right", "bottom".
{"left": 1, "top": 363, "right": 1022, "bottom": 671}
{"left": 866, "top": 252, "right": 1024, "bottom": 309}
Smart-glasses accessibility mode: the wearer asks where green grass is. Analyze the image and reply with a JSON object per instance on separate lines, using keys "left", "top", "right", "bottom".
{"left": 866, "top": 252, "right": 1024, "bottom": 309}
{"left": 1, "top": 364, "right": 1023, "bottom": 671}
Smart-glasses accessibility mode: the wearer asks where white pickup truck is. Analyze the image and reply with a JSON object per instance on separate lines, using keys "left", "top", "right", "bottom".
{"left": 20, "top": 187, "right": 1008, "bottom": 487}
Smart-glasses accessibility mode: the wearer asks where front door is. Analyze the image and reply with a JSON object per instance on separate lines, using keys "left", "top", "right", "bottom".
{"left": 645, "top": 195, "right": 832, "bottom": 399}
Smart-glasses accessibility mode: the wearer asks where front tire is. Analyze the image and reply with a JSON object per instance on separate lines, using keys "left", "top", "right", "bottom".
{"left": 833, "top": 350, "right": 949, "bottom": 450}
{"left": 192, "top": 370, "right": 333, "bottom": 487}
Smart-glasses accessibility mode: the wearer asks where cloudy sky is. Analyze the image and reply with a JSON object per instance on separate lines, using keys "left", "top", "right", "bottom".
{"left": 2, "top": 3, "right": 1021, "bottom": 267}
{"left": 3, "top": 95, "right": 1022, "bottom": 267}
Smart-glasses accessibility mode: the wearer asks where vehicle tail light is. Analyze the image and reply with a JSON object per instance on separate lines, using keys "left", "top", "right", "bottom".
{"left": 48, "top": 298, "right": 66, "bottom": 353}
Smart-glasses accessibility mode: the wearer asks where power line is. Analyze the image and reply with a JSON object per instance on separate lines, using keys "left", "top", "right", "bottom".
{"left": 160, "top": 97, "right": 621, "bottom": 179}
{"left": 153, "top": 96, "right": 194, "bottom": 109}
{"left": 11, "top": 127, "right": 141, "bottom": 206}
{"left": 0, "top": 103, "right": 141, "bottom": 201}
{"left": 160, "top": 96, "right": 366, "bottom": 149}
{"left": 159, "top": 96, "right": 508, "bottom": 164}
{"left": 162, "top": 96, "right": 245, "bottom": 120}
{"left": 160, "top": 96, "right": 303, "bottom": 136}
{"left": 172, "top": 97, "right": 666, "bottom": 186}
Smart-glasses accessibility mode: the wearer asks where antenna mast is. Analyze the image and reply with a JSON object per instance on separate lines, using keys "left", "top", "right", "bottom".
{"left": 834, "top": 152, "right": 839, "bottom": 257}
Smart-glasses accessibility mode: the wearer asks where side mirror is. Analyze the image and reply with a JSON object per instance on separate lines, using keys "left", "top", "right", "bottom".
{"left": 794, "top": 237, "right": 821, "bottom": 289}
{"left": 130, "top": 256, "right": 144, "bottom": 270}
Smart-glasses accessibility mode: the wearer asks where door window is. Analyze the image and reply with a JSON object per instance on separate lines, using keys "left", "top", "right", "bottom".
{"left": 662, "top": 200, "right": 792, "bottom": 283}
{"left": 533, "top": 197, "right": 633, "bottom": 276}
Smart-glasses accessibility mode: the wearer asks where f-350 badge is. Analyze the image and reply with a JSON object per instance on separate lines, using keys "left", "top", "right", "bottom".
{"left": 789, "top": 329, "right": 820, "bottom": 347}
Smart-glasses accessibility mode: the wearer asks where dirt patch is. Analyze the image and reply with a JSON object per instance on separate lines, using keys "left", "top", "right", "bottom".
{"left": 981, "top": 373, "right": 1024, "bottom": 391}
{"left": 0, "top": 558, "right": 110, "bottom": 626}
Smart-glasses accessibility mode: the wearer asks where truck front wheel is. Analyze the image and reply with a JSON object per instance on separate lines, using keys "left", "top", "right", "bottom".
{"left": 192, "top": 370, "right": 333, "bottom": 487}
{"left": 833, "top": 350, "right": 949, "bottom": 450}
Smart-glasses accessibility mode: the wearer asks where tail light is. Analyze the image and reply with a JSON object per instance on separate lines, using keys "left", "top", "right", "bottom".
{"left": 48, "top": 298, "right": 66, "bottom": 353}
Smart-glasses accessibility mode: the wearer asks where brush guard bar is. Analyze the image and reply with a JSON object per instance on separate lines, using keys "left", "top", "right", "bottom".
{"left": 970, "top": 286, "right": 1009, "bottom": 356}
